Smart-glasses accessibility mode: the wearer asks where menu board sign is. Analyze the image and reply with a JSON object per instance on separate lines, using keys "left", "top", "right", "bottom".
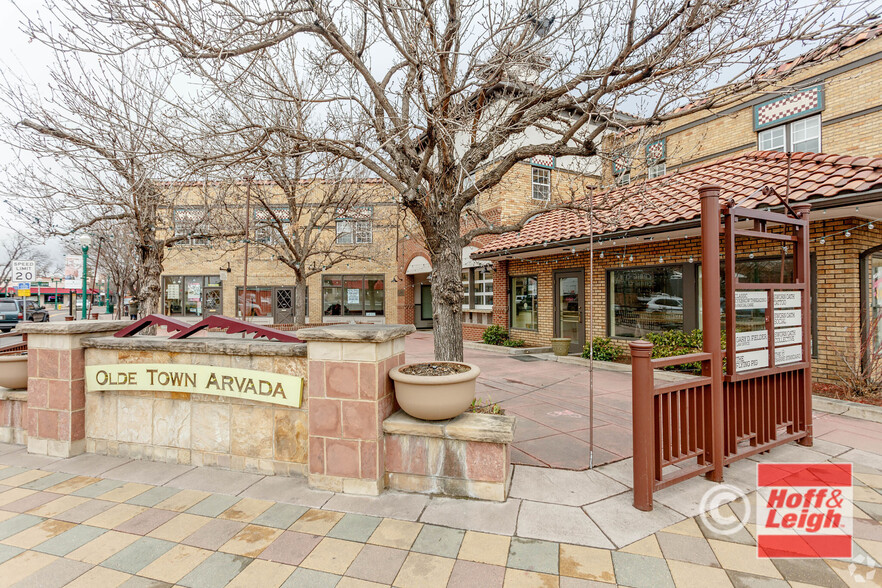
{"left": 735, "top": 330, "right": 768, "bottom": 351}
{"left": 736, "top": 349, "right": 770, "bottom": 371}
{"left": 735, "top": 291, "right": 767, "bottom": 310}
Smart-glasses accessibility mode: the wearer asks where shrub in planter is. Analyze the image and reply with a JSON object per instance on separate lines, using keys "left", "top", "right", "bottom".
{"left": 644, "top": 330, "right": 726, "bottom": 374}
{"left": 581, "top": 337, "right": 622, "bottom": 362}
{"left": 502, "top": 338, "right": 526, "bottom": 348}
{"left": 482, "top": 325, "right": 509, "bottom": 346}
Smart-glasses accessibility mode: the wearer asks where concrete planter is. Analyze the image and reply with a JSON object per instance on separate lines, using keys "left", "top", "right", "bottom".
{"left": 390, "top": 362, "right": 481, "bottom": 421}
{"left": 551, "top": 338, "right": 571, "bottom": 356}
{"left": 0, "top": 354, "right": 28, "bottom": 390}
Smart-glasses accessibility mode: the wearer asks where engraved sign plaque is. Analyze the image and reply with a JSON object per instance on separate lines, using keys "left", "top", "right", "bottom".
{"left": 735, "top": 291, "right": 768, "bottom": 310}
{"left": 735, "top": 330, "right": 769, "bottom": 351}
{"left": 736, "top": 349, "right": 770, "bottom": 371}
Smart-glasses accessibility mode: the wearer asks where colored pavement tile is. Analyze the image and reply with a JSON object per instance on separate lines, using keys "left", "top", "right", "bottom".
{"left": 257, "top": 530, "right": 322, "bottom": 566}
{"left": 327, "top": 513, "right": 383, "bottom": 542}
{"left": 345, "top": 543, "right": 409, "bottom": 584}
{"left": 147, "top": 513, "right": 213, "bottom": 543}
{"left": 185, "top": 494, "right": 242, "bottom": 518}
{"left": 299, "top": 537, "right": 364, "bottom": 575}
{"left": 251, "top": 503, "right": 308, "bottom": 530}
{"left": 226, "top": 559, "right": 296, "bottom": 588}
{"left": 0, "top": 514, "right": 44, "bottom": 540}
{"left": 612, "top": 551, "right": 675, "bottom": 588}
{"left": 393, "top": 551, "right": 456, "bottom": 588}
{"left": 114, "top": 508, "right": 179, "bottom": 535}
{"left": 101, "top": 536, "right": 177, "bottom": 574}
{"left": 411, "top": 524, "right": 465, "bottom": 558}
{"left": 137, "top": 543, "right": 214, "bottom": 584}
{"left": 218, "top": 524, "right": 283, "bottom": 558}
{"left": 70, "top": 478, "right": 126, "bottom": 498}
{"left": 125, "top": 485, "right": 181, "bottom": 508}
{"left": 11, "top": 556, "right": 92, "bottom": 588}
{"left": 282, "top": 567, "right": 341, "bottom": 588}
{"left": 507, "top": 537, "right": 560, "bottom": 575}
{"left": 32, "top": 524, "right": 107, "bottom": 556}
{"left": 181, "top": 518, "right": 247, "bottom": 551}
{"left": 20, "top": 472, "right": 76, "bottom": 491}
{"left": 65, "top": 530, "right": 141, "bottom": 564}
{"left": 177, "top": 551, "right": 253, "bottom": 588}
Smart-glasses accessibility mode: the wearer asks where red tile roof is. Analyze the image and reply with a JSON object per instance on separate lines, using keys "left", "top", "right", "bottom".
{"left": 475, "top": 151, "right": 882, "bottom": 256}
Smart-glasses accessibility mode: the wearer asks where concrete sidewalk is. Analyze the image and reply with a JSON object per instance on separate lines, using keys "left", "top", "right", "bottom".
{"left": 0, "top": 415, "right": 877, "bottom": 587}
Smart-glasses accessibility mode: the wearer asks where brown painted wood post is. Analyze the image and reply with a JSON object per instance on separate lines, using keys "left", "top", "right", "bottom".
{"left": 793, "top": 203, "right": 813, "bottom": 446}
{"left": 630, "top": 339, "right": 655, "bottom": 511}
{"left": 699, "top": 185, "right": 725, "bottom": 482}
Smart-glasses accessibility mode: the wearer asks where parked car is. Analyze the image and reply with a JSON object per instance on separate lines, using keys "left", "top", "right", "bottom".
{"left": 0, "top": 299, "right": 18, "bottom": 332}
{"left": 18, "top": 301, "right": 50, "bottom": 323}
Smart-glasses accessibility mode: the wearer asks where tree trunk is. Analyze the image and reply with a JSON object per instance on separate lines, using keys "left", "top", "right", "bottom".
{"left": 428, "top": 213, "right": 464, "bottom": 362}
{"left": 294, "top": 275, "right": 307, "bottom": 326}
{"left": 138, "top": 248, "right": 163, "bottom": 315}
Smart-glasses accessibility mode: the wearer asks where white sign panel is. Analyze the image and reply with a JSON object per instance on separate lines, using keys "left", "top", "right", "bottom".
{"left": 774, "top": 326, "right": 802, "bottom": 347}
{"left": 735, "top": 330, "right": 769, "bottom": 351}
{"left": 347, "top": 289, "right": 360, "bottom": 304}
{"left": 64, "top": 280, "right": 78, "bottom": 290}
{"left": 775, "top": 345, "right": 803, "bottom": 365}
{"left": 166, "top": 284, "right": 181, "bottom": 299}
{"left": 11, "top": 261, "right": 35, "bottom": 282}
{"left": 736, "top": 349, "right": 769, "bottom": 371}
{"left": 774, "top": 309, "right": 801, "bottom": 328}
{"left": 735, "top": 291, "right": 768, "bottom": 311}
{"left": 774, "top": 291, "right": 801, "bottom": 309}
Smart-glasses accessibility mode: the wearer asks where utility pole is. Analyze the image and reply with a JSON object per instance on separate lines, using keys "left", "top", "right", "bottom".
{"left": 241, "top": 175, "right": 254, "bottom": 321}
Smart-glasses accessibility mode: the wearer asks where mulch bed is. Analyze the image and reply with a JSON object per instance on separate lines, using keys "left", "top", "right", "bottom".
{"left": 813, "top": 382, "right": 882, "bottom": 407}
{"left": 399, "top": 362, "right": 471, "bottom": 376}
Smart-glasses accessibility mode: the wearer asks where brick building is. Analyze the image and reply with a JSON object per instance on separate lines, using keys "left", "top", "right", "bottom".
{"left": 474, "top": 151, "right": 882, "bottom": 383}
{"left": 605, "top": 24, "right": 882, "bottom": 185}
{"left": 161, "top": 179, "right": 402, "bottom": 325}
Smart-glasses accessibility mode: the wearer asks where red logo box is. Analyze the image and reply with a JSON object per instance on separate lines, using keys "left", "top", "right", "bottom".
{"left": 757, "top": 463, "right": 852, "bottom": 558}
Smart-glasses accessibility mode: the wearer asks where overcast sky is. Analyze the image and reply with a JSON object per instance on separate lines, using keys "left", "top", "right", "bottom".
{"left": 0, "top": 3, "right": 65, "bottom": 267}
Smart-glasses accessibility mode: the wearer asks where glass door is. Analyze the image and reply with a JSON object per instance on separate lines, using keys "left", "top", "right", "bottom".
{"left": 420, "top": 284, "right": 433, "bottom": 321}
{"left": 204, "top": 288, "right": 222, "bottom": 315}
{"left": 274, "top": 288, "right": 295, "bottom": 324}
{"left": 867, "top": 253, "right": 882, "bottom": 353}
{"left": 555, "top": 271, "right": 584, "bottom": 353}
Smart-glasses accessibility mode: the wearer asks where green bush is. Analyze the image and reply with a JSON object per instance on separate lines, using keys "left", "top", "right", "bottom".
{"left": 482, "top": 325, "right": 509, "bottom": 346}
{"left": 581, "top": 337, "right": 623, "bottom": 362}
{"left": 502, "top": 338, "right": 526, "bottom": 348}
{"left": 644, "top": 330, "right": 726, "bottom": 374}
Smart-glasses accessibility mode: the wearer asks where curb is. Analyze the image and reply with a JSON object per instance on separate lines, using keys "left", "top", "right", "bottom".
{"left": 463, "top": 341, "right": 552, "bottom": 355}
{"left": 812, "top": 394, "right": 882, "bottom": 424}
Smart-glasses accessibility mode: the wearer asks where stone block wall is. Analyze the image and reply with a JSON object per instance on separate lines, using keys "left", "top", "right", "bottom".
{"left": 382, "top": 411, "right": 516, "bottom": 501}
{"left": 82, "top": 339, "right": 308, "bottom": 476}
{"left": 299, "top": 325, "right": 412, "bottom": 495}
{"left": 0, "top": 391, "right": 28, "bottom": 445}
{"left": 22, "top": 321, "right": 131, "bottom": 457}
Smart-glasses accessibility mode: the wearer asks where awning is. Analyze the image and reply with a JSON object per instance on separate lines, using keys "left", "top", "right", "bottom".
{"left": 405, "top": 256, "right": 431, "bottom": 275}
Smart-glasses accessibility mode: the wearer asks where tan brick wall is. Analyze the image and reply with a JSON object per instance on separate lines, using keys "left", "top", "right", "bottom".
{"left": 495, "top": 216, "right": 882, "bottom": 383}
{"left": 604, "top": 36, "right": 882, "bottom": 183}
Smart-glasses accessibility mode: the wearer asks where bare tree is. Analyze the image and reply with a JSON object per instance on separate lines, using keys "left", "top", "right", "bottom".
{"left": 19, "top": 0, "right": 873, "bottom": 359}
{"left": 0, "top": 52, "right": 232, "bottom": 314}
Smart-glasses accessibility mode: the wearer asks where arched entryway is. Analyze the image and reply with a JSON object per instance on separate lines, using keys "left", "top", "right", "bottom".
{"left": 405, "top": 255, "right": 432, "bottom": 329}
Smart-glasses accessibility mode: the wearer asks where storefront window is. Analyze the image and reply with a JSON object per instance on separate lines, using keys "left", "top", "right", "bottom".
{"left": 163, "top": 276, "right": 183, "bottom": 315}
{"left": 163, "top": 275, "right": 223, "bottom": 317}
{"left": 510, "top": 276, "right": 538, "bottom": 330}
{"left": 474, "top": 268, "right": 493, "bottom": 309}
{"left": 609, "top": 266, "right": 684, "bottom": 337}
{"left": 236, "top": 287, "right": 273, "bottom": 317}
{"left": 322, "top": 274, "right": 384, "bottom": 316}
{"left": 462, "top": 270, "right": 470, "bottom": 310}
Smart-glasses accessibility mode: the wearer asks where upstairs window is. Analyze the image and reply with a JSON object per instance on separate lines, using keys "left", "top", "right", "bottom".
{"left": 646, "top": 139, "right": 666, "bottom": 179}
{"left": 335, "top": 206, "right": 373, "bottom": 244}
{"left": 758, "top": 115, "right": 821, "bottom": 153}
{"left": 173, "top": 207, "right": 210, "bottom": 245}
{"left": 531, "top": 167, "right": 551, "bottom": 201}
{"left": 754, "top": 86, "right": 824, "bottom": 154}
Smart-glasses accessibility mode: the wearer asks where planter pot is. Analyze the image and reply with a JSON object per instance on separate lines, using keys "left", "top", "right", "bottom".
{"left": 389, "top": 362, "right": 481, "bottom": 421}
{"left": 65, "top": 316, "right": 74, "bottom": 322}
{"left": 551, "top": 338, "right": 572, "bottom": 356}
{"left": 0, "top": 354, "right": 28, "bottom": 390}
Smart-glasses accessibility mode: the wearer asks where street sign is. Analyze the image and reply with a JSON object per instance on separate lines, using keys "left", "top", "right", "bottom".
{"left": 16, "top": 283, "right": 30, "bottom": 297}
{"left": 12, "top": 260, "right": 35, "bottom": 283}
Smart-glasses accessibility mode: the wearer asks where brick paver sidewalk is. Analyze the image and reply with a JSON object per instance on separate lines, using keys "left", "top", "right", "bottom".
{"left": 0, "top": 442, "right": 877, "bottom": 587}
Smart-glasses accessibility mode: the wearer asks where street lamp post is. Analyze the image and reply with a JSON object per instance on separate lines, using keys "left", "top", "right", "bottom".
{"left": 79, "top": 234, "right": 91, "bottom": 320}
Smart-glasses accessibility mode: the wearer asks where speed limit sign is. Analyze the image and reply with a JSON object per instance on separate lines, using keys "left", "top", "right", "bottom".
{"left": 12, "top": 260, "right": 35, "bottom": 282}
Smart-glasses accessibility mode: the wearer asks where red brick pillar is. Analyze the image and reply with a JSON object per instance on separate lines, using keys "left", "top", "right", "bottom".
{"left": 21, "top": 321, "right": 131, "bottom": 457}
{"left": 298, "top": 324, "right": 416, "bottom": 495}
{"left": 492, "top": 260, "right": 509, "bottom": 328}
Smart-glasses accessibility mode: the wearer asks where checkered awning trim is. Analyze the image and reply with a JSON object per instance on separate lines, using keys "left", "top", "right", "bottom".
{"left": 530, "top": 155, "right": 555, "bottom": 169}
{"left": 754, "top": 86, "right": 824, "bottom": 130}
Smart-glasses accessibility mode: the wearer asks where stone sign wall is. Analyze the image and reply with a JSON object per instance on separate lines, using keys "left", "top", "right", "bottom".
{"left": 82, "top": 337, "right": 308, "bottom": 476}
